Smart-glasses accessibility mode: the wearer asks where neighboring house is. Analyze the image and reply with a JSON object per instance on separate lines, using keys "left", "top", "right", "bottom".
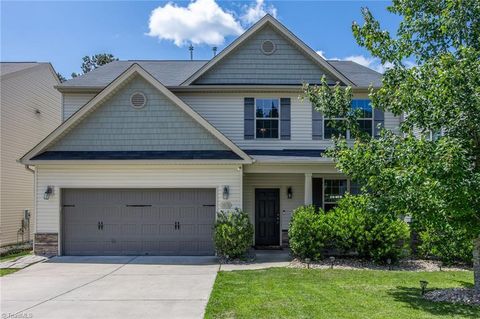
{"left": 20, "top": 15, "right": 400, "bottom": 256}
{"left": 1, "top": 62, "right": 61, "bottom": 246}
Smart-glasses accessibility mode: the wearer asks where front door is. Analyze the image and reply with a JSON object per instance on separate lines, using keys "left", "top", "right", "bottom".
{"left": 255, "top": 188, "right": 280, "bottom": 246}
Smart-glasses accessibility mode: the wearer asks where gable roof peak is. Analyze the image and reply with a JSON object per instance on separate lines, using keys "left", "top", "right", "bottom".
{"left": 20, "top": 63, "right": 251, "bottom": 164}
{"left": 181, "top": 14, "right": 355, "bottom": 86}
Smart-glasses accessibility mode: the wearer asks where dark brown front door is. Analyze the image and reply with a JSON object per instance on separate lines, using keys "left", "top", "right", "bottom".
{"left": 255, "top": 188, "right": 280, "bottom": 246}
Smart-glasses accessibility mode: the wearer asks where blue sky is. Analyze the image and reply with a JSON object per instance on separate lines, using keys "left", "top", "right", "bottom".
{"left": 1, "top": 1, "right": 401, "bottom": 78}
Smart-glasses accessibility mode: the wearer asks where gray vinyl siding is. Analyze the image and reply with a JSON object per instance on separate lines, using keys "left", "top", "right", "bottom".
{"left": 178, "top": 92, "right": 402, "bottom": 150}
{"left": 49, "top": 76, "right": 228, "bottom": 152}
{"left": 0, "top": 64, "right": 61, "bottom": 245}
{"left": 194, "top": 25, "right": 335, "bottom": 85}
{"left": 63, "top": 93, "right": 96, "bottom": 120}
{"left": 243, "top": 173, "right": 305, "bottom": 230}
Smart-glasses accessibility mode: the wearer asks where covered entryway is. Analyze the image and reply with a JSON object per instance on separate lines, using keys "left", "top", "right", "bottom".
{"left": 61, "top": 188, "right": 216, "bottom": 256}
{"left": 255, "top": 188, "right": 280, "bottom": 246}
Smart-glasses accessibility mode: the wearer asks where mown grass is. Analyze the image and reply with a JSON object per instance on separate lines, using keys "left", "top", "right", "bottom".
{"left": 205, "top": 268, "right": 479, "bottom": 319}
{"left": 0, "top": 268, "right": 19, "bottom": 276}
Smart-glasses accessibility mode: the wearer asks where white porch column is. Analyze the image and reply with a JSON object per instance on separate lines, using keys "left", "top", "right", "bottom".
{"left": 304, "top": 173, "right": 313, "bottom": 205}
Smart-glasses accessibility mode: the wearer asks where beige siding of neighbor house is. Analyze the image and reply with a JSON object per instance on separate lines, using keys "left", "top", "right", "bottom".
{"left": 0, "top": 64, "right": 61, "bottom": 246}
{"left": 178, "top": 92, "right": 401, "bottom": 149}
{"left": 62, "top": 93, "right": 96, "bottom": 120}
{"left": 34, "top": 164, "right": 242, "bottom": 249}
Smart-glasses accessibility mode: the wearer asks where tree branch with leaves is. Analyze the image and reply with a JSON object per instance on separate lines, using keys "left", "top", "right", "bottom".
{"left": 305, "top": 0, "right": 480, "bottom": 293}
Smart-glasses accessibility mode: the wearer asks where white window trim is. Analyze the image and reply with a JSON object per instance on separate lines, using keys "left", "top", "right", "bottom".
{"left": 322, "top": 178, "right": 350, "bottom": 210}
{"left": 254, "top": 98, "right": 281, "bottom": 140}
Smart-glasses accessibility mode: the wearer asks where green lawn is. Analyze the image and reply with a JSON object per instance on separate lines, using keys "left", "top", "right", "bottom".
{"left": 0, "top": 249, "right": 32, "bottom": 262}
{"left": 205, "top": 268, "right": 479, "bottom": 319}
{"left": 0, "top": 250, "right": 32, "bottom": 277}
{"left": 0, "top": 268, "right": 19, "bottom": 276}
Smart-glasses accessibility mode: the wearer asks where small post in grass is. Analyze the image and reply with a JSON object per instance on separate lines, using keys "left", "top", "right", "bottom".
{"left": 387, "top": 258, "right": 392, "bottom": 270}
{"left": 420, "top": 280, "right": 428, "bottom": 295}
{"left": 329, "top": 256, "right": 335, "bottom": 269}
{"left": 305, "top": 258, "right": 311, "bottom": 269}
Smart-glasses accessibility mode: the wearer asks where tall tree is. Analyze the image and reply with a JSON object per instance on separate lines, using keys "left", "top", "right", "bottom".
{"left": 71, "top": 53, "right": 118, "bottom": 78}
{"left": 80, "top": 53, "right": 118, "bottom": 74}
{"left": 56, "top": 72, "right": 66, "bottom": 83}
{"left": 304, "top": 0, "right": 480, "bottom": 293}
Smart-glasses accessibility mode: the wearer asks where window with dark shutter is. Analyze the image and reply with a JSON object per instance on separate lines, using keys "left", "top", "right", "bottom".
{"left": 244, "top": 97, "right": 255, "bottom": 139}
{"left": 280, "top": 98, "right": 291, "bottom": 140}
{"left": 312, "top": 107, "right": 323, "bottom": 140}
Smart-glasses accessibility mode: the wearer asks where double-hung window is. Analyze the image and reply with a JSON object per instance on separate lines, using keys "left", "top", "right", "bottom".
{"left": 324, "top": 99, "right": 374, "bottom": 139}
{"left": 255, "top": 98, "right": 279, "bottom": 139}
{"left": 323, "top": 179, "right": 348, "bottom": 211}
{"left": 352, "top": 99, "right": 374, "bottom": 137}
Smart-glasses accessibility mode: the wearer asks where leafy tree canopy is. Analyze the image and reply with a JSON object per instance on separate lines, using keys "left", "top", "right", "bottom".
{"left": 70, "top": 53, "right": 118, "bottom": 78}
{"left": 304, "top": 0, "right": 480, "bottom": 292}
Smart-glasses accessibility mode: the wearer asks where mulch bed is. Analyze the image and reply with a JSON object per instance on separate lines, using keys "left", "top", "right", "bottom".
{"left": 289, "top": 258, "right": 471, "bottom": 272}
{"left": 424, "top": 288, "right": 480, "bottom": 306}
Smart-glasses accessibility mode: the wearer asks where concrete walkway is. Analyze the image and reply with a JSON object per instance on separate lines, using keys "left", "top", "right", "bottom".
{"left": 1, "top": 256, "right": 219, "bottom": 319}
{"left": 220, "top": 250, "right": 292, "bottom": 271}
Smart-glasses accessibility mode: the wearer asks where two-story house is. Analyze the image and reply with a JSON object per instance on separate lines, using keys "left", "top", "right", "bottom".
{"left": 20, "top": 15, "right": 399, "bottom": 256}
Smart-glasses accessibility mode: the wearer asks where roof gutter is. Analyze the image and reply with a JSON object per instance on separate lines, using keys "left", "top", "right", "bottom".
{"left": 55, "top": 84, "right": 379, "bottom": 94}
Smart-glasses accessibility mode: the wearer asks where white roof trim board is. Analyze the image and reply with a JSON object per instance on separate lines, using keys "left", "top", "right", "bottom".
{"left": 20, "top": 63, "right": 252, "bottom": 164}
{"left": 181, "top": 14, "right": 355, "bottom": 87}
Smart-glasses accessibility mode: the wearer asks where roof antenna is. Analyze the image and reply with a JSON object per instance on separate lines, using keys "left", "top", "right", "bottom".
{"left": 189, "top": 44, "right": 194, "bottom": 60}
{"left": 212, "top": 47, "right": 217, "bottom": 57}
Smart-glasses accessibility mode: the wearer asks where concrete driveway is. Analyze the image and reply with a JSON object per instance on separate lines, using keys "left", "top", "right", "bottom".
{"left": 1, "top": 256, "right": 219, "bottom": 319}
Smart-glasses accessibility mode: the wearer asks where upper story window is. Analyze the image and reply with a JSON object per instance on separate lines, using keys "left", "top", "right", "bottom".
{"left": 324, "top": 99, "right": 373, "bottom": 139}
{"left": 256, "top": 98, "right": 279, "bottom": 139}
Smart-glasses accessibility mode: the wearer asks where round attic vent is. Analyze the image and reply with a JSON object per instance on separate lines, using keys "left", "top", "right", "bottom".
{"left": 130, "top": 92, "right": 146, "bottom": 109}
{"left": 261, "top": 40, "right": 276, "bottom": 55}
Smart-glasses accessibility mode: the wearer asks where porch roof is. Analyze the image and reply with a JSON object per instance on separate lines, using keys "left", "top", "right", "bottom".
{"left": 245, "top": 149, "right": 331, "bottom": 163}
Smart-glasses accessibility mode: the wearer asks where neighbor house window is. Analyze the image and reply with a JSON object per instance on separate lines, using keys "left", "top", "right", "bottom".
{"left": 324, "top": 99, "right": 373, "bottom": 139}
{"left": 323, "top": 179, "right": 347, "bottom": 211}
{"left": 256, "top": 98, "right": 279, "bottom": 139}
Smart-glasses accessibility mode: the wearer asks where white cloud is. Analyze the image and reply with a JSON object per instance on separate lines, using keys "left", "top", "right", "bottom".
{"left": 241, "top": 0, "right": 277, "bottom": 25}
{"left": 316, "top": 50, "right": 326, "bottom": 59}
{"left": 147, "top": 0, "right": 244, "bottom": 47}
{"left": 342, "top": 55, "right": 391, "bottom": 73}
{"left": 316, "top": 50, "right": 395, "bottom": 73}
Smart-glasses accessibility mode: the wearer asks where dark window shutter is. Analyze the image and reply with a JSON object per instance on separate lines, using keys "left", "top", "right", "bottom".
{"left": 312, "top": 107, "right": 323, "bottom": 140}
{"left": 244, "top": 97, "right": 255, "bottom": 140}
{"left": 280, "top": 98, "right": 291, "bottom": 140}
{"left": 374, "top": 108, "right": 384, "bottom": 138}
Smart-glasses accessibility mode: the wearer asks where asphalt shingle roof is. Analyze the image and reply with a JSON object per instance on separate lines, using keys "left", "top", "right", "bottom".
{"left": 57, "top": 60, "right": 208, "bottom": 88}
{"left": 57, "top": 59, "right": 382, "bottom": 89}
{"left": 328, "top": 60, "right": 382, "bottom": 87}
{"left": 32, "top": 150, "right": 242, "bottom": 160}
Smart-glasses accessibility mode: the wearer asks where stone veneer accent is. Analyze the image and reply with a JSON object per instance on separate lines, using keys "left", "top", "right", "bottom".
{"left": 34, "top": 233, "right": 58, "bottom": 256}
{"left": 282, "top": 230, "right": 289, "bottom": 248}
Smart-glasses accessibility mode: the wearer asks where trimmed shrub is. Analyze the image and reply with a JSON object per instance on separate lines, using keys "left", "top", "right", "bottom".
{"left": 289, "top": 195, "right": 410, "bottom": 263}
{"left": 330, "top": 195, "right": 410, "bottom": 263}
{"left": 214, "top": 209, "right": 254, "bottom": 259}
{"left": 289, "top": 205, "right": 328, "bottom": 260}
{"left": 322, "top": 195, "right": 368, "bottom": 253}
{"left": 360, "top": 214, "right": 410, "bottom": 262}
{"left": 417, "top": 225, "right": 473, "bottom": 265}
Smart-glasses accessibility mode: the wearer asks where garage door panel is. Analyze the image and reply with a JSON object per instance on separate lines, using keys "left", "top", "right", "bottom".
{"left": 62, "top": 189, "right": 216, "bottom": 256}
